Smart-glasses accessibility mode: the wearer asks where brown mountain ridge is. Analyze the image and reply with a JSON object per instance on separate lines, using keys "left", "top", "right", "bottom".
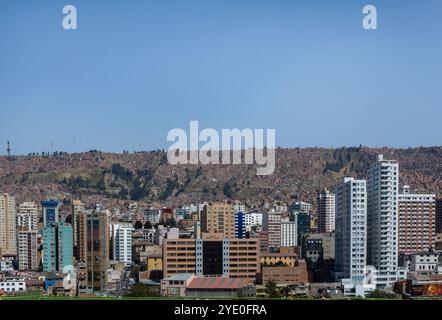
{"left": 0, "top": 146, "right": 441, "bottom": 210}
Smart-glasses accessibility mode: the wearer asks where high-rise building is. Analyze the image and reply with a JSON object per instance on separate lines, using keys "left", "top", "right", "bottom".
{"left": 234, "top": 212, "right": 246, "bottom": 239}
{"left": 86, "top": 211, "right": 109, "bottom": 292}
{"left": 42, "top": 199, "right": 59, "bottom": 227}
{"left": 42, "top": 222, "right": 73, "bottom": 272}
{"left": 281, "top": 218, "right": 297, "bottom": 247}
{"left": 17, "top": 228, "right": 38, "bottom": 271}
{"left": 262, "top": 212, "right": 282, "bottom": 248}
{"left": 335, "top": 177, "right": 373, "bottom": 296}
{"left": 294, "top": 212, "right": 310, "bottom": 244}
{"left": 367, "top": 155, "right": 401, "bottom": 288}
{"left": 201, "top": 202, "right": 235, "bottom": 239}
{"left": 163, "top": 233, "right": 259, "bottom": 279}
{"left": 71, "top": 199, "right": 85, "bottom": 254}
{"left": 436, "top": 195, "right": 442, "bottom": 234}
{"left": 398, "top": 187, "right": 436, "bottom": 254}
{"left": 110, "top": 223, "right": 134, "bottom": 266}
{"left": 0, "top": 194, "right": 17, "bottom": 256}
{"left": 17, "top": 202, "right": 38, "bottom": 231}
{"left": 75, "top": 211, "right": 88, "bottom": 263}
{"left": 317, "top": 189, "right": 335, "bottom": 233}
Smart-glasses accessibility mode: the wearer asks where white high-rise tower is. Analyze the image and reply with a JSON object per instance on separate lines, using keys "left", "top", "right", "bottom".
{"left": 335, "top": 177, "right": 374, "bottom": 296}
{"left": 317, "top": 189, "right": 335, "bottom": 233}
{"left": 367, "top": 155, "right": 403, "bottom": 288}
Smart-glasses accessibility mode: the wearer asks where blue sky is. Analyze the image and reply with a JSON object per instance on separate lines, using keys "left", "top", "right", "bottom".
{"left": 1, "top": 0, "right": 441, "bottom": 154}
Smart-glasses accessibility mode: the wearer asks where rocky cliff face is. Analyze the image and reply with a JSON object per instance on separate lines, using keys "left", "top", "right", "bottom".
{"left": 1, "top": 146, "right": 441, "bottom": 209}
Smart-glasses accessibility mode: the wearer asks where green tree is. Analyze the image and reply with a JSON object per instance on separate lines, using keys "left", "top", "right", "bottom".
{"left": 124, "top": 284, "right": 160, "bottom": 297}
{"left": 367, "top": 289, "right": 396, "bottom": 299}
{"left": 266, "top": 280, "right": 281, "bottom": 298}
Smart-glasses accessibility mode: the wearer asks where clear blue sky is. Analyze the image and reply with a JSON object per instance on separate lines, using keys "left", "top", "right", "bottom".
{"left": 1, "top": 0, "right": 441, "bottom": 154}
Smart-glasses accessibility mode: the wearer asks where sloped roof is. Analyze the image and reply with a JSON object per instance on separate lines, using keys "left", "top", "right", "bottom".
{"left": 187, "top": 277, "right": 251, "bottom": 289}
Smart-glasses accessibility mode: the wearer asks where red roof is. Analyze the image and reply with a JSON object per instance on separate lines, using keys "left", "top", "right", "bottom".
{"left": 187, "top": 277, "right": 251, "bottom": 289}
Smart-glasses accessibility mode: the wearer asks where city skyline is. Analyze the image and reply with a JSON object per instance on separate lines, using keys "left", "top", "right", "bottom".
{"left": 1, "top": 0, "right": 442, "bottom": 155}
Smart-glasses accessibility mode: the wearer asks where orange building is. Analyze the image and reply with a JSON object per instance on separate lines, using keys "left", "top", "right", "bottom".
{"left": 201, "top": 202, "right": 235, "bottom": 239}
{"left": 163, "top": 233, "right": 259, "bottom": 280}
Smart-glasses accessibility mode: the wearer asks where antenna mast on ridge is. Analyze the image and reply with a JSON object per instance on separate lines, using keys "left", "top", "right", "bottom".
{"left": 6, "top": 141, "right": 11, "bottom": 157}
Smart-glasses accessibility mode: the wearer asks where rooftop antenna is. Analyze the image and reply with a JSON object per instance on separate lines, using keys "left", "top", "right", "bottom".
{"left": 6, "top": 141, "right": 11, "bottom": 157}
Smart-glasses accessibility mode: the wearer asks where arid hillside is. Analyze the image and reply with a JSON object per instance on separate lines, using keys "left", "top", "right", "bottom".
{"left": 0, "top": 146, "right": 441, "bottom": 209}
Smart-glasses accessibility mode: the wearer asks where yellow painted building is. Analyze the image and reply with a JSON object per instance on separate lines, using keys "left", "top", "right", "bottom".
{"left": 260, "top": 247, "right": 298, "bottom": 267}
{"left": 146, "top": 254, "right": 163, "bottom": 271}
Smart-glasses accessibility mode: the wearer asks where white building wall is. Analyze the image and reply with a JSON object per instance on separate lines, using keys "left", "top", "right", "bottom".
{"left": 317, "top": 191, "right": 335, "bottom": 233}
{"left": 244, "top": 213, "right": 263, "bottom": 227}
{"left": 17, "top": 202, "right": 38, "bottom": 231}
{"left": 367, "top": 155, "right": 400, "bottom": 288}
{"left": 281, "top": 220, "right": 297, "bottom": 247}
{"left": 0, "top": 278, "right": 26, "bottom": 293}
{"left": 112, "top": 223, "right": 134, "bottom": 266}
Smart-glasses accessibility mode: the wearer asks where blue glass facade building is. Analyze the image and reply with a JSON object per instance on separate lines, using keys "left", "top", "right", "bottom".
{"left": 235, "top": 212, "right": 246, "bottom": 239}
{"left": 42, "top": 199, "right": 59, "bottom": 227}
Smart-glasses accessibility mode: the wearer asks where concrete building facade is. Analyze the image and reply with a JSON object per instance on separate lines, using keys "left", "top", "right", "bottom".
{"left": 367, "top": 155, "right": 401, "bottom": 288}
{"left": 398, "top": 189, "right": 436, "bottom": 254}
{"left": 17, "top": 202, "right": 38, "bottom": 231}
{"left": 317, "top": 189, "right": 335, "bottom": 233}
{"left": 335, "top": 177, "right": 373, "bottom": 296}
{"left": 0, "top": 194, "right": 16, "bottom": 256}
{"left": 201, "top": 202, "right": 235, "bottom": 239}
{"left": 110, "top": 223, "right": 134, "bottom": 266}
{"left": 163, "top": 233, "right": 259, "bottom": 279}
{"left": 17, "top": 228, "right": 38, "bottom": 271}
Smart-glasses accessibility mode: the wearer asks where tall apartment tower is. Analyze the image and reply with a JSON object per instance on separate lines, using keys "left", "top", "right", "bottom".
{"left": 367, "top": 155, "right": 399, "bottom": 288}
{"left": 17, "top": 202, "right": 38, "bottom": 231}
{"left": 42, "top": 222, "right": 73, "bottom": 272}
{"left": 17, "top": 228, "right": 38, "bottom": 271}
{"left": 110, "top": 223, "right": 134, "bottom": 266}
{"left": 201, "top": 202, "right": 235, "bottom": 239}
{"left": 16, "top": 200, "right": 37, "bottom": 271}
{"left": 398, "top": 187, "right": 436, "bottom": 254}
{"left": 86, "top": 211, "right": 109, "bottom": 292}
{"left": 317, "top": 189, "right": 335, "bottom": 233}
{"left": 71, "top": 199, "right": 85, "bottom": 253}
{"left": 0, "top": 194, "right": 17, "bottom": 256}
{"left": 335, "top": 178, "right": 373, "bottom": 296}
{"left": 262, "top": 212, "right": 282, "bottom": 248}
{"left": 75, "top": 211, "right": 88, "bottom": 263}
{"left": 42, "top": 199, "right": 59, "bottom": 227}
{"left": 436, "top": 195, "right": 442, "bottom": 234}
